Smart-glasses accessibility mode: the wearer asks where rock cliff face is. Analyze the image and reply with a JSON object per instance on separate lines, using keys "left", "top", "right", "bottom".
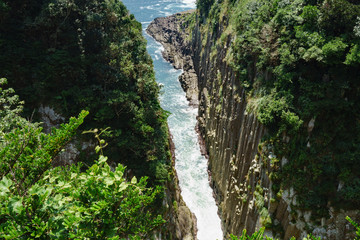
{"left": 148, "top": 11, "right": 359, "bottom": 240}
{"left": 191, "top": 15, "right": 274, "bottom": 238}
{"left": 38, "top": 105, "right": 94, "bottom": 167}
{"left": 192, "top": 14, "right": 359, "bottom": 240}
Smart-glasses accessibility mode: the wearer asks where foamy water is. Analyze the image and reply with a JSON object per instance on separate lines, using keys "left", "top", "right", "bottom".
{"left": 122, "top": 1, "right": 223, "bottom": 239}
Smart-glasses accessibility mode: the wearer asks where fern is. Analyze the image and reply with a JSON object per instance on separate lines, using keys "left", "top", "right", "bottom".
{"left": 346, "top": 216, "right": 360, "bottom": 240}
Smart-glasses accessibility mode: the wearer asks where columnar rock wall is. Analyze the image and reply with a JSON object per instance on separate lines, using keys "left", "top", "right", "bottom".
{"left": 192, "top": 14, "right": 359, "bottom": 240}
{"left": 148, "top": 11, "right": 359, "bottom": 240}
{"left": 192, "top": 15, "right": 271, "bottom": 237}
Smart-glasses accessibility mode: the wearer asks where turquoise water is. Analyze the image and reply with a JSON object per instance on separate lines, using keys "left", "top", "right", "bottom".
{"left": 121, "top": 1, "right": 223, "bottom": 239}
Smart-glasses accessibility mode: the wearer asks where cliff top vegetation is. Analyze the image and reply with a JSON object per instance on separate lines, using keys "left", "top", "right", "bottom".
{"left": 0, "top": 0, "right": 171, "bottom": 183}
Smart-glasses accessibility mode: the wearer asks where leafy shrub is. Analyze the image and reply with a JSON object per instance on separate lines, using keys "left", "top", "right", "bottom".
{"left": 321, "top": 38, "right": 348, "bottom": 64}
{"left": 229, "top": 227, "right": 321, "bottom": 239}
{"left": 0, "top": 84, "right": 164, "bottom": 239}
{"left": 0, "top": 158, "right": 164, "bottom": 239}
{"left": 345, "top": 44, "right": 360, "bottom": 65}
{"left": 301, "top": 5, "right": 320, "bottom": 31}
{"left": 318, "top": 0, "right": 360, "bottom": 36}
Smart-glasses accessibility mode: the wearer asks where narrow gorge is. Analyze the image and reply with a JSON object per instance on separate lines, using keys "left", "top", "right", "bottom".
{"left": 123, "top": 1, "right": 223, "bottom": 238}
{"left": 1, "top": 0, "right": 359, "bottom": 239}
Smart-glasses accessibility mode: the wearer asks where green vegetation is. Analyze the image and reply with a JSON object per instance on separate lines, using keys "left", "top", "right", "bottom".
{"left": 0, "top": 0, "right": 173, "bottom": 238}
{"left": 229, "top": 227, "right": 321, "bottom": 240}
{"left": 230, "top": 217, "right": 359, "bottom": 239}
{"left": 254, "top": 185, "right": 272, "bottom": 228}
{"left": 197, "top": 0, "right": 215, "bottom": 17}
{"left": 197, "top": 0, "right": 360, "bottom": 220}
{"left": 229, "top": 227, "right": 273, "bottom": 240}
{"left": 0, "top": 82, "right": 164, "bottom": 239}
{"left": 0, "top": 0, "right": 170, "bottom": 183}
{"left": 346, "top": 216, "right": 360, "bottom": 240}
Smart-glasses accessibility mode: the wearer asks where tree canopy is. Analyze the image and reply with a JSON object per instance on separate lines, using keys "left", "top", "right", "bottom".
{"left": 0, "top": 0, "right": 170, "bottom": 182}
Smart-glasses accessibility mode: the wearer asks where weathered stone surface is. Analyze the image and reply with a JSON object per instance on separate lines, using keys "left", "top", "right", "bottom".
{"left": 38, "top": 105, "right": 94, "bottom": 166}
{"left": 190, "top": 12, "right": 360, "bottom": 240}
{"left": 38, "top": 105, "right": 65, "bottom": 133}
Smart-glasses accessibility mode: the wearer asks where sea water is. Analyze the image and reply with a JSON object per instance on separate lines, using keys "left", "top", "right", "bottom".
{"left": 121, "top": 1, "right": 223, "bottom": 239}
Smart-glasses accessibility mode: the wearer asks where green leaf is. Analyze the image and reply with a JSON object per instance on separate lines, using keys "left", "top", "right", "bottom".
{"left": 95, "top": 145, "right": 101, "bottom": 153}
{"left": 108, "top": 236, "right": 120, "bottom": 240}
{"left": 118, "top": 182, "right": 128, "bottom": 192}
{"left": 114, "top": 171, "right": 123, "bottom": 181}
{"left": 70, "top": 173, "right": 77, "bottom": 180}
{"left": 98, "top": 155, "right": 108, "bottom": 164}
{"left": 131, "top": 176, "right": 137, "bottom": 184}
{"left": 9, "top": 197, "right": 23, "bottom": 214}
{"left": 61, "top": 183, "right": 71, "bottom": 190}
{"left": 104, "top": 177, "right": 114, "bottom": 186}
{"left": 0, "top": 176, "right": 12, "bottom": 196}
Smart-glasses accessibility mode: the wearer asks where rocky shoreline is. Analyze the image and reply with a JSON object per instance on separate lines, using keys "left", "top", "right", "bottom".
{"left": 146, "top": 10, "right": 199, "bottom": 106}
